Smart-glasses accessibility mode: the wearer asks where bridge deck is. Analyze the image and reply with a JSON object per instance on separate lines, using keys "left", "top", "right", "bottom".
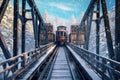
{"left": 50, "top": 47, "right": 72, "bottom": 80}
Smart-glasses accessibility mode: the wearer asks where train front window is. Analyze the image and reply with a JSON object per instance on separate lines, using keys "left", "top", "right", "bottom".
{"left": 61, "top": 32, "right": 63, "bottom": 36}
{"left": 62, "top": 32, "right": 64, "bottom": 36}
{"left": 58, "top": 32, "right": 60, "bottom": 36}
{"left": 58, "top": 31, "right": 65, "bottom": 36}
{"left": 59, "top": 32, "right": 61, "bottom": 36}
{"left": 64, "top": 32, "right": 66, "bottom": 36}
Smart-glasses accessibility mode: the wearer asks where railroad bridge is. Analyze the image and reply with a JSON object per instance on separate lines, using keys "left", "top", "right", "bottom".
{"left": 0, "top": 0, "right": 120, "bottom": 80}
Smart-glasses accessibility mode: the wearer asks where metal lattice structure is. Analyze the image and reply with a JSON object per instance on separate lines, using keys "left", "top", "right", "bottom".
{"left": 0, "top": 0, "right": 48, "bottom": 59}
{"left": 0, "top": 0, "right": 120, "bottom": 80}
{"left": 76, "top": 0, "right": 115, "bottom": 60}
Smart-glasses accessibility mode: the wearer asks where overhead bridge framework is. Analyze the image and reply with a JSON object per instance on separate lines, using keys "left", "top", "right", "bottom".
{"left": 0, "top": 0, "right": 120, "bottom": 80}
{"left": 0, "top": 0, "right": 48, "bottom": 59}
{"left": 76, "top": 0, "right": 120, "bottom": 61}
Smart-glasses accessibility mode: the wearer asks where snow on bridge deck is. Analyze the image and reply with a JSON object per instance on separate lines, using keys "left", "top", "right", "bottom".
{"left": 67, "top": 45, "right": 101, "bottom": 80}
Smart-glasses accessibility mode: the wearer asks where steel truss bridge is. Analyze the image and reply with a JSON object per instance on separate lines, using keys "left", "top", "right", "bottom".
{"left": 0, "top": 0, "right": 120, "bottom": 80}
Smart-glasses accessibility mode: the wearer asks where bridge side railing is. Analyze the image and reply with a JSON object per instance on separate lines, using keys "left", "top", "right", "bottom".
{"left": 69, "top": 43, "right": 120, "bottom": 80}
{"left": 0, "top": 42, "right": 54, "bottom": 80}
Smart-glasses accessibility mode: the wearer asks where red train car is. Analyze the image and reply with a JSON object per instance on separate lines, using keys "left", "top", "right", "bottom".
{"left": 56, "top": 26, "right": 68, "bottom": 45}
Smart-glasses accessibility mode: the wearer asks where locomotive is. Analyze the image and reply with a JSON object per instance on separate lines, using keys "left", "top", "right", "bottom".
{"left": 56, "top": 26, "right": 68, "bottom": 45}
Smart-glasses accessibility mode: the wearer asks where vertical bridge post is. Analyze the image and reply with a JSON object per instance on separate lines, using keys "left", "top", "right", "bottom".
{"left": 101, "top": 0, "right": 114, "bottom": 59}
{"left": 115, "top": 0, "right": 120, "bottom": 63}
{"left": 96, "top": 0, "right": 100, "bottom": 58}
{"left": 115, "top": 1, "right": 120, "bottom": 79}
{"left": 13, "top": 0, "right": 19, "bottom": 57}
{"left": 21, "top": 0, "right": 26, "bottom": 53}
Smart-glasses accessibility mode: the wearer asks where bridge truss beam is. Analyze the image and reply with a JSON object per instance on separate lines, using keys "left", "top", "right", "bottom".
{"left": 115, "top": 0, "right": 120, "bottom": 78}
{"left": 13, "top": 0, "right": 19, "bottom": 57}
{"left": 0, "top": 0, "right": 11, "bottom": 59}
{"left": 115, "top": 0, "right": 120, "bottom": 62}
{"left": 76, "top": 0, "right": 115, "bottom": 60}
{"left": 0, "top": 0, "right": 10, "bottom": 23}
{"left": 0, "top": 0, "right": 47, "bottom": 59}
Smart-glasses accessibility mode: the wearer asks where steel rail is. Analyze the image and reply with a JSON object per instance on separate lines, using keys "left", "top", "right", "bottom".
{"left": 64, "top": 46, "right": 76, "bottom": 80}
{"left": 46, "top": 47, "right": 59, "bottom": 80}
{"left": 38, "top": 47, "right": 58, "bottom": 80}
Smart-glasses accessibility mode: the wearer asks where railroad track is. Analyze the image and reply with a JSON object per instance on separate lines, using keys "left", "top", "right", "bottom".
{"left": 38, "top": 46, "right": 87, "bottom": 80}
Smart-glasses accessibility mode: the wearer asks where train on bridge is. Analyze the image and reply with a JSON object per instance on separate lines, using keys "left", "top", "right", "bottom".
{"left": 56, "top": 26, "right": 68, "bottom": 45}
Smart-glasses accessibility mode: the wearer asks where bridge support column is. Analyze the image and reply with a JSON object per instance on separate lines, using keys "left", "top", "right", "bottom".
{"left": 38, "top": 22, "right": 41, "bottom": 47}
{"left": 13, "top": 0, "right": 19, "bottom": 57}
{"left": 21, "top": 0, "right": 26, "bottom": 53}
{"left": 101, "top": 0, "right": 114, "bottom": 59}
{"left": 31, "top": 8, "right": 38, "bottom": 48}
{"left": 115, "top": 0, "right": 120, "bottom": 62}
{"left": 96, "top": 0, "right": 100, "bottom": 58}
{"left": 115, "top": 0, "right": 120, "bottom": 74}
{"left": 13, "top": 0, "right": 19, "bottom": 70}
{"left": 84, "top": 12, "right": 93, "bottom": 50}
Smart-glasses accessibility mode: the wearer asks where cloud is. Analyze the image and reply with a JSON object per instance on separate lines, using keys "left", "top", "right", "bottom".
{"left": 49, "top": 3, "right": 74, "bottom": 11}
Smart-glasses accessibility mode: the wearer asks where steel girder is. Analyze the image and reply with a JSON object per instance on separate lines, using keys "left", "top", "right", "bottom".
{"left": 115, "top": 0, "right": 120, "bottom": 62}
{"left": 0, "top": 0, "right": 10, "bottom": 23}
{"left": 96, "top": 0, "right": 100, "bottom": 56}
{"left": 0, "top": 0, "right": 11, "bottom": 59}
{"left": 76, "top": 0, "right": 114, "bottom": 60}
{"left": 21, "top": 0, "right": 26, "bottom": 53}
{"left": 101, "top": 0, "right": 114, "bottom": 59}
{"left": 13, "top": 0, "right": 19, "bottom": 57}
{"left": 27, "top": 0, "right": 47, "bottom": 47}
{"left": 76, "top": 0, "right": 97, "bottom": 45}
{"left": 0, "top": 32, "right": 11, "bottom": 59}
{"left": 0, "top": 0, "right": 45, "bottom": 59}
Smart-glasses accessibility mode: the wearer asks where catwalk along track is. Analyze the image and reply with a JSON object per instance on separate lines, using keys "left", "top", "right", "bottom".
{"left": 37, "top": 46, "right": 87, "bottom": 80}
